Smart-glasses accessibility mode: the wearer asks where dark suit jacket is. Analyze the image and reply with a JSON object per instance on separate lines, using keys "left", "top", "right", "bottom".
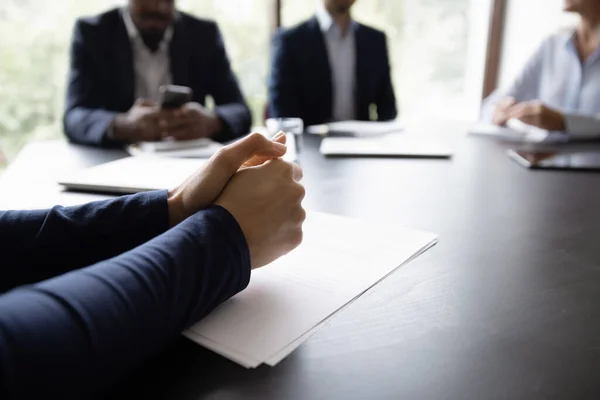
{"left": 0, "top": 191, "right": 250, "bottom": 398}
{"left": 268, "top": 17, "right": 397, "bottom": 127}
{"left": 64, "top": 8, "right": 251, "bottom": 147}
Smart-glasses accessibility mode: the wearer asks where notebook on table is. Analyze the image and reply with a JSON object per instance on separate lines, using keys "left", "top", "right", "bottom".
{"left": 58, "top": 156, "right": 205, "bottom": 194}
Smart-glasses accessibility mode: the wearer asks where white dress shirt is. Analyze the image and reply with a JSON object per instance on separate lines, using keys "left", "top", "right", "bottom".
{"left": 122, "top": 8, "right": 173, "bottom": 102}
{"left": 316, "top": 5, "right": 357, "bottom": 122}
{"left": 482, "top": 30, "right": 600, "bottom": 138}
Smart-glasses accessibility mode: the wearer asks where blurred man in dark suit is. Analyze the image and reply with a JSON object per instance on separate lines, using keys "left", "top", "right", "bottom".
{"left": 268, "top": 0, "right": 397, "bottom": 126}
{"left": 64, "top": 0, "right": 251, "bottom": 147}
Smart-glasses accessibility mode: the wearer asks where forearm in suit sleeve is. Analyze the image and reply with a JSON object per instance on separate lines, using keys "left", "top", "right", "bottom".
{"left": 268, "top": 30, "right": 301, "bottom": 119}
{"left": 0, "top": 205, "right": 250, "bottom": 399}
{"left": 209, "top": 24, "right": 252, "bottom": 142}
{"left": 376, "top": 35, "right": 398, "bottom": 121}
{"left": 0, "top": 191, "right": 170, "bottom": 292}
{"left": 63, "top": 20, "right": 120, "bottom": 147}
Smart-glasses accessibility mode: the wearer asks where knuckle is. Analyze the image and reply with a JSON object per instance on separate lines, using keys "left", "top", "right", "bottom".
{"left": 290, "top": 229, "right": 304, "bottom": 248}
{"left": 293, "top": 163, "right": 304, "bottom": 181}
{"left": 294, "top": 183, "right": 306, "bottom": 200}
{"left": 297, "top": 207, "right": 307, "bottom": 223}
{"left": 247, "top": 131, "right": 263, "bottom": 143}
{"left": 278, "top": 160, "right": 295, "bottom": 177}
{"left": 247, "top": 132, "right": 268, "bottom": 147}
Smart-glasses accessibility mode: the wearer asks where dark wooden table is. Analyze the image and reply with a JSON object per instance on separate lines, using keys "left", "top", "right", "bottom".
{"left": 2, "top": 130, "right": 600, "bottom": 400}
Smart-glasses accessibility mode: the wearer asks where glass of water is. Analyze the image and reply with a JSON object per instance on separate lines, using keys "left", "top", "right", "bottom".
{"left": 266, "top": 118, "right": 304, "bottom": 157}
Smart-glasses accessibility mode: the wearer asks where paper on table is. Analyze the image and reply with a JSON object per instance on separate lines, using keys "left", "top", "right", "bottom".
{"left": 135, "top": 138, "right": 215, "bottom": 152}
{"left": 319, "top": 134, "right": 453, "bottom": 158}
{"left": 469, "top": 119, "right": 555, "bottom": 142}
{"left": 128, "top": 139, "right": 223, "bottom": 159}
{"left": 185, "top": 212, "right": 437, "bottom": 367}
{"left": 307, "top": 120, "right": 404, "bottom": 137}
{"left": 183, "top": 330, "right": 261, "bottom": 369}
{"left": 264, "top": 236, "right": 438, "bottom": 366}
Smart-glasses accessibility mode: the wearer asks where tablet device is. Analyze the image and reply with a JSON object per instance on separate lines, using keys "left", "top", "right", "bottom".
{"left": 508, "top": 149, "right": 600, "bottom": 171}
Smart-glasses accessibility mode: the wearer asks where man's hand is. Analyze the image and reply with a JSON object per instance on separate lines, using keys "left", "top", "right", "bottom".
{"left": 216, "top": 158, "right": 306, "bottom": 270}
{"left": 492, "top": 96, "right": 517, "bottom": 126}
{"left": 167, "top": 132, "right": 288, "bottom": 227}
{"left": 506, "top": 101, "right": 566, "bottom": 131}
{"left": 112, "top": 99, "right": 164, "bottom": 142}
{"left": 160, "top": 102, "right": 223, "bottom": 140}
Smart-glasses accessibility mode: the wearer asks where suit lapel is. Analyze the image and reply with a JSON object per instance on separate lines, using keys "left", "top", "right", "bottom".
{"left": 354, "top": 24, "right": 368, "bottom": 118}
{"left": 309, "top": 17, "right": 333, "bottom": 120}
{"left": 169, "top": 16, "right": 191, "bottom": 88}
{"left": 113, "top": 15, "right": 135, "bottom": 107}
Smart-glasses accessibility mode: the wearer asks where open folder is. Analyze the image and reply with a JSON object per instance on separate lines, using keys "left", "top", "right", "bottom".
{"left": 184, "top": 212, "right": 437, "bottom": 368}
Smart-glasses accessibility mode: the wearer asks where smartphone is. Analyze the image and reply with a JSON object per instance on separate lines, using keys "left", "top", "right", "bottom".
{"left": 158, "top": 85, "right": 193, "bottom": 109}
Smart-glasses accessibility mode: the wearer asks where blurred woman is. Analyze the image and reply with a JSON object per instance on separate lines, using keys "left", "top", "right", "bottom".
{"left": 482, "top": 0, "right": 600, "bottom": 138}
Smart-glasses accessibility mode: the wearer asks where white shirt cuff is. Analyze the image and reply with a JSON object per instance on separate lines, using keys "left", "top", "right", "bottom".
{"left": 564, "top": 113, "right": 600, "bottom": 139}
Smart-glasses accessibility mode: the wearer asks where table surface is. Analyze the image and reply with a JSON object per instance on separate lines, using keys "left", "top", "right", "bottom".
{"left": 2, "top": 125, "right": 600, "bottom": 400}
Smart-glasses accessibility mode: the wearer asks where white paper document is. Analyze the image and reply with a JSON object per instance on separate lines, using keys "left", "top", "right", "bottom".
{"left": 469, "top": 120, "right": 571, "bottom": 143}
{"left": 307, "top": 120, "right": 404, "bottom": 137}
{"left": 184, "top": 212, "right": 437, "bottom": 368}
{"left": 320, "top": 134, "right": 453, "bottom": 158}
{"left": 127, "top": 138, "right": 223, "bottom": 158}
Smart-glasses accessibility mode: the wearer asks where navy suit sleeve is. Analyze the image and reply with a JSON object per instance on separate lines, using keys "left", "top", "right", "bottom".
{"left": 208, "top": 23, "right": 252, "bottom": 142}
{"left": 0, "top": 205, "right": 250, "bottom": 399}
{"left": 376, "top": 34, "right": 398, "bottom": 121}
{"left": 268, "top": 30, "right": 300, "bottom": 119}
{"left": 63, "top": 20, "right": 119, "bottom": 147}
{"left": 0, "top": 191, "right": 170, "bottom": 293}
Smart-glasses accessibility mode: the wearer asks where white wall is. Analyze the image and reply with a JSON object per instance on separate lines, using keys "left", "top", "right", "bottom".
{"left": 498, "top": 0, "right": 578, "bottom": 88}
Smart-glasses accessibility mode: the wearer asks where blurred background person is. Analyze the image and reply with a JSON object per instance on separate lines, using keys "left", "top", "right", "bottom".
{"left": 268, "top": 0, "right": 397, "bottom": 127}
{"left": 64, "top": 0, "right": 251, "bottom": 147}
{"left": 482, "top": 0, "right": 600, "bottom": 139}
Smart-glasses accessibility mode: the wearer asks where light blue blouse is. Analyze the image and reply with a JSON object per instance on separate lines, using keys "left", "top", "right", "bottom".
{"left": 482, "top": 30, "right": 600, "bottom": 138}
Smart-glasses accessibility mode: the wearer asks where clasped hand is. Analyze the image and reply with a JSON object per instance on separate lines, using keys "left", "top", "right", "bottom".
{"left": 168, "top": 132, "right": 306, "bottom": 270}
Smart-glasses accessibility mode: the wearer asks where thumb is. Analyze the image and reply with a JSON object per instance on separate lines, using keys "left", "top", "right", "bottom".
{"left": 190, "top": 132, "right": 286, "bottom": 197}
{"left": 135, "top": 98, "right": 156, "bottom": 107}
{"left": 243, "top": 131, "right": 288, "bottom": 168}
{"left": 218, "top": 132, "right": 287, "bottom": 174}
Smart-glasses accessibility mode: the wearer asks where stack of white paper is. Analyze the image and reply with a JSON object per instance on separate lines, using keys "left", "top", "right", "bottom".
{"left": 184, "top": 212, "right": 437, "bottom": 368}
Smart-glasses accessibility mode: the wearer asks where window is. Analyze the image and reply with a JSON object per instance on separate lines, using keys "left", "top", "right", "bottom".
{"left": 178, "top": 0, "right": 271, "bottom": 125}
{"left": 282, "top": 0, "right": 492, "bottom": 121}
{"left": 0, "top": 0, "right": 270, "bottom": 163}
{"left": 0, "top": 0, "right": 124, "bottom": 162}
